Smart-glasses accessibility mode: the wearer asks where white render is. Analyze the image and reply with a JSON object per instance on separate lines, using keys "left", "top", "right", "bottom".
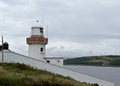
{"left": 27, "top": 22, "right": 47, "bottom": 61}
{"left": 0, "top": 50, "right": 114, "bottom": 86}
{"left": 45, "top": 57, "right": 63, "bottom": 66}
{"left": 29, "top": 44, "right": 46, "bottom": 61}
{"left": 31, "top": 27, "right": 43, "bottom": 36}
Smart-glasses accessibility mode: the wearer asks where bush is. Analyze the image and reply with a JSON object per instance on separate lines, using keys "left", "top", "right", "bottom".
{"left": 110, "top": 59, "right": 120, "bottom": 66}
{"left": 0, "top": 63, "right": 98, "bottom": 86}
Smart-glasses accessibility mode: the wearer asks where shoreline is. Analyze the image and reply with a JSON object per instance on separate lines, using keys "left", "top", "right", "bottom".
{"left": 64, "top": 64, "right": 120, "bottom": 68}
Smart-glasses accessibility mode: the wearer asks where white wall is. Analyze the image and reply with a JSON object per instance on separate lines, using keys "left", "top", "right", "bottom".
{"left": 45, "top": 58, "right": 63, "bottom": 66}
{"left": 0, "top": 50, "right": 114, "bottom": 86}
{"left": 31, "top": 27, "right": 43, "bottom": 36}
{"left": 29, "top": 44, "right": 46, "bottom": 61}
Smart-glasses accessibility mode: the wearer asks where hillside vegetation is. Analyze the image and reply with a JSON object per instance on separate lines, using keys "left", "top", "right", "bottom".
{"left": 64, "top": 55, "right": 120, "bottom": 66}
{"left": 0, "top": 63, "right": 98, "bottom": 86}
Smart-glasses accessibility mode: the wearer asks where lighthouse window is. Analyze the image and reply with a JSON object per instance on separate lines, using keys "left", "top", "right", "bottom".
{"left": 47, "top": 60, "right": 50, "bottom": 63}
{"left": 40, "top": 28, "right": 43, "bottom": 33}
{"left": 40, "top": 48, "right": 43, "bottom": 52}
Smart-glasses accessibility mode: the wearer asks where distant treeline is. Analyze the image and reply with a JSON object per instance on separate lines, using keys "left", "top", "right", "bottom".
{"left": 64, "top": 55, "right": 120, "bottom": 66}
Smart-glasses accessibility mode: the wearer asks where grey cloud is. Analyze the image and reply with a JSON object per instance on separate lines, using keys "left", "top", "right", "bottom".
{"left": 47, "top": 47, "right": 84, "bottom": 57}
{"left": 49, "top": 32, "right": 120, "bottom": 43}
{"left": 47, "top": 46, "right": 107, "bottom": 57}
{"left": 0, "top": 0, "right": 120, "bottom": 57}
{"left": 0, "top": 0, "right": 29, "bottom": 6}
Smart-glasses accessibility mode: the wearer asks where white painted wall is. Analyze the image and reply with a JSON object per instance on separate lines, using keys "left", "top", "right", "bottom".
{"left": 31, "top": 27, "right": 43, "bottom": 36}
{"left": 29, "top": 44, "right": 46, "bottom": 61}
{"left": 45, "top": 58, "right": 63, "bottom": 66}
{"left": 0, "top": 50, "right": 114, "bottom": 86}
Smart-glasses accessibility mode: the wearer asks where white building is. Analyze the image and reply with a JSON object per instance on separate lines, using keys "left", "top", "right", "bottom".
{"left": 26, "top": 21, "right": 63, "bottom": 66}
{"left": 26, "top": 21, "right": 48, "bottom": 61}
{"left": 45, "top": 57, "right": 63, "bottom": 66}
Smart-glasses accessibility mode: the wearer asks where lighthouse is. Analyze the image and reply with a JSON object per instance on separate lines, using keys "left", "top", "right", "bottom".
{"left": 26, "top": 20, "right": 48, "bottom": 61}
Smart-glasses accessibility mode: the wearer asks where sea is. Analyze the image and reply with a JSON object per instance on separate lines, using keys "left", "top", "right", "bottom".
{"left": 64, "top": 65, "right": 120, "bottom": 86}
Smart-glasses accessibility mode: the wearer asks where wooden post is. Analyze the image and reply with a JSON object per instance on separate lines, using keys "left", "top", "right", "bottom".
{"left": 2, "top": 36, "right": 3, "bottom": 63}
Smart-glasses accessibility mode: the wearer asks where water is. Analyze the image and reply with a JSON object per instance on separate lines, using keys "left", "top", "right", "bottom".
{"left": 64, "top": 65, "right": 120, "bottom": 86}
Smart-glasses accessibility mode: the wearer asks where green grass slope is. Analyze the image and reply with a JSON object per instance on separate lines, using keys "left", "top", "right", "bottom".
{"left": 0, "top": 63, "right": 98, "bottom": 86}
{"left": 64, "top": 55, "right": 120, "bottom": 66}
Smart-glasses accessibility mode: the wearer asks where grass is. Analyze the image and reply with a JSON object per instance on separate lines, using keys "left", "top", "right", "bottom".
{"left": 0, "top": 63, "right": 98, "bottom": 86}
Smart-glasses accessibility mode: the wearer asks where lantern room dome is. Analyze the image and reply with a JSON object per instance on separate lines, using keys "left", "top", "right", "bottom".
{"left": 32, "top": 20, "right": 43, "bottom": 28}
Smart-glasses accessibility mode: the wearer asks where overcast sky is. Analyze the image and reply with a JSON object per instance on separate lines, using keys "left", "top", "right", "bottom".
{"left": 0, "top": 0, "right": 120, "bottom": 57}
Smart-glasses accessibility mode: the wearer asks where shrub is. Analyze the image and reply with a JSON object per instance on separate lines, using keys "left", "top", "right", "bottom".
{"left": 110, "top": 59, "right": 120, "bottom": 66}
{"left": 0, "top": 63, "right": 98, "bottom": 86}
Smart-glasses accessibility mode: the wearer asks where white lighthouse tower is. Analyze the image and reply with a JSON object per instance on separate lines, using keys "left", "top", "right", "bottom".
{"left": 26, "top": 20, "right": 48, "bottom": 61}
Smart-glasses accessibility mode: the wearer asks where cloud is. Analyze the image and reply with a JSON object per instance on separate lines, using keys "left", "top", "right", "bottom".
{"left": 0, "top": 0, "right": 120, "bottom": 57}
{"left": 47, "top": 39, "right": 120, "bottom": 57}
